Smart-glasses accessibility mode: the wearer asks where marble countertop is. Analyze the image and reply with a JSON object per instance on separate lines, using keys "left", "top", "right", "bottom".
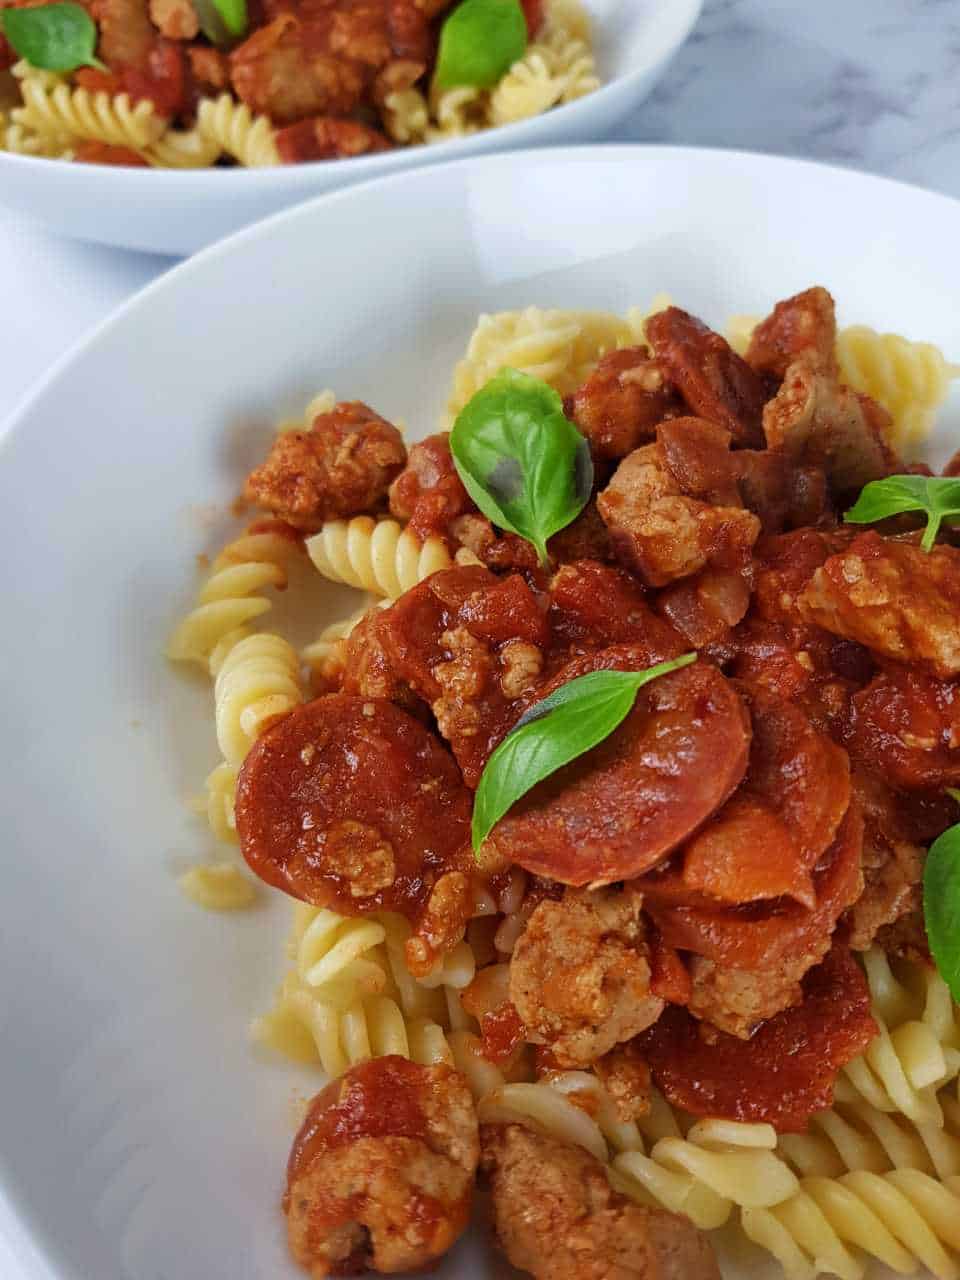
{"left": 2, "top": 0, "right": 959, "bottom": 424}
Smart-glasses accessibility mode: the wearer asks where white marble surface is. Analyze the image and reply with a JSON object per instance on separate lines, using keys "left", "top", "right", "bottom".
{"left": 2, "top": 0, "right": 959, "bottom": 426}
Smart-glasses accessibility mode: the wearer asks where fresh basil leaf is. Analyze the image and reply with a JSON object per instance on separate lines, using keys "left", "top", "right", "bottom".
{"left": 192, "top": 0, "right": 246, "bottom": 43}
{"left": 450, "top": 367, "right": 593, "bottom": 567}
{"left": 845, "top": 475, "right": 960, "bottom": 552}
{"left": 0, "top": 2, "right": 103, "bottom": 72}
{"left": 947, "top": 788, "right": 960, "bottom": 805}
{"left": 472, "top": 654, "right": 697, "bottom": 851}
{"left": 924, "top": 821, "right": 960, "bottom": 1002}
{"left": 435, "top": 0, "right": 528, "bottom": 89}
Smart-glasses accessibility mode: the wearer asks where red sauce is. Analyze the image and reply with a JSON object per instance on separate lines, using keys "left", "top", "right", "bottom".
{"left": 480, "top": 1002, "right": 525, "bottom": 1064}
{"left": 636, "top": 946, "right": 877, "bottom": 1131}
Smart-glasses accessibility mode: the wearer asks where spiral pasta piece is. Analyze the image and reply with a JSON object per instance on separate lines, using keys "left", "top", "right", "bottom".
{"left": 306, "top": 517, "right": 455, "bottom": 598}
{"left": 0, "top": 108, "right": 73, "bottom": 158}
{"left": 445, "top": 305, "right": 651, "bottom": 422}
{"left": 167, "top": 524, "right": 300, "bottom": 667}
{"left": 204, "top": 760, "right": 239, "bottom": 844}
{"left": 213, "top": 632, "right": 304, "bottom": 768}
{"left": 13, "top": 62, "right": 165, "bottom": 149}
{"left": 742, "top": 1170, "right": 960, "bottom": 1280}
{"left": 382, "top": 88, "right": 430, "bottom": 144}
{"left": 178, "top": 862, "right": 258, "bottom": 911}
{"left": 195, "top": 94, "right": 279, "bottom": 167}
{"left": 538, "top": 26, "right": 600, "bottom": 103}
{"left": 141, "top": 124, "right": 222, "bottom": 168}
{"left": 488, "top": 49, "right": 565, "bottom": 127}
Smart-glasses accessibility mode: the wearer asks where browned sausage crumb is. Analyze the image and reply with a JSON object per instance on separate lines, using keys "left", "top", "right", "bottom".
{"left": 243, "top": 401, "right": 406, "bottom": 530}
{"left": 481, "top": 1123, "right": 721, "bottom": 1280}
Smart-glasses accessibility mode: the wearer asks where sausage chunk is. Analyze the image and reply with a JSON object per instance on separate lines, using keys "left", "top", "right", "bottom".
{"left": 799, "top": 531, "right": 960, "bottom": 678}
{"left": 646, "top": 308, "right": 767, "bottom": 446}
{"left": 87, "top": 0, "right": 155, "bottom": 70}
{"left": 276, "top": 116, "right": 391, "bottom": 162}
{"left": 388, "top": 432, "right": 474, "bottom": 543}
{"left": 568, "top": 347, "right": 681, "bottom": 461}
{"left": 286, "top": 1058, "right": 478, "bottom": 1276}
{"left": 844, "top": 667, "right": 960, "bottom": 790}
{"left": 745, "top": 286, "right": 838, "bottom": 379}
{"left": 481, "top": 1123, "right": 721, "bottom": 1280}
{"left": 685, "top": 946, "right": 831, "bottom": 1040}
{"left": 244, "top": 401, "right": 406, "bottom": 531}
{"left": 598, "top": 425, "right": 761, "bottom": 587}
{"left": 236, "top": 695, "right": 472, "bottom": 974}
{"left": 763, "top": 358, "right": 896, "bottom": 492}
{"left": 483, "top": 647, "right": 751, "bottom": 886}
{"left": 509, "top": 888, "right": 664, "bottom": 1068}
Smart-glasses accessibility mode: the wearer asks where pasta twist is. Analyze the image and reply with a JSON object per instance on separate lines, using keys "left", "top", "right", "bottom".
{"left": 488, "top": 49, "right": 565, "bottom": 127}
{"left": 0, "top": 108, "right": 73, "bottom": 158}
{"left": 538, "top": 27, "right": 600, "bottom": 103}
{"left": 141, "top": 124, "right": 222, "bottom": 169}
{"left": 213, "top": 632, "right": 304, "bottom": 768}
{"left": 13, "top": 62, "right": 165, "bottom": 149}
{"left": 204, "top": 760, "right": 239, "bottom": 844}
{"left": 195, "top": 94, "right": 279, "bottom": 167}
{"left": 306, "top": 516, "right": 456, "bottom": 598}
{"left": 178, "top": 862, "right": 258, "bottom": 911}
{"left": 382, "top": 88, "right": 430, "bottom": 144}
{"left": 167, "top": 524, "right": 300, "bottom": 668}
{"left": 742, "top": 1170, "right": 960, "bottom": 1280}
{"left": 837, "top": 325, "right": 960, "bottom": 451}
{"left": 445, "top": 305, "right": 650, "bottom": 422}
{"left": 426, "top": 84, "right": 485, "bottom": 139}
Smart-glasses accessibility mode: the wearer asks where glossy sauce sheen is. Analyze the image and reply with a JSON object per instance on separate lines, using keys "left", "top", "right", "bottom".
{"left": 236, "top": 694, "right": 471, "bottom": 918}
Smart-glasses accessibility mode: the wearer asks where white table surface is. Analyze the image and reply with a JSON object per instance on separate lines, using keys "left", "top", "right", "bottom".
{"left": 3, "top": 0, "right": 960, "bottom": 428}
{"left": 0, "top": 0, "right": 958, "bottom": 1275}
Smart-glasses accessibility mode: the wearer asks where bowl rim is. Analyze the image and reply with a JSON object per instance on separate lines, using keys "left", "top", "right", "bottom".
{"left": 0, "top": 0, "right": 703, "bottom": 184}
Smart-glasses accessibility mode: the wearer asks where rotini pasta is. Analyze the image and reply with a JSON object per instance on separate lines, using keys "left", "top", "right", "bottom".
{"left": 742, "top": 1170, "right": 960, "bottom": 1280}
{"left": 0, "top": 107, "right": 73, "bottom": 158}
{"left": 141, "top": 124, "right": 222, "bottom": 169}
{"left": 195, "top": 94, "right": 279, "bottom": 168}
{"left": 167, "top": 524, "right": 300, "bottom": 668}
{"left": 178, "top": 862, "right": 258, "bottom": 911}
{"left": 488, "top": 48, "right": 566, "bottom": 128}
{"left": 213, "top": 632, "right": 304, "bottom": 768}
{"left": 204, "top": 760, "right": 239, "bottom": 845}
{"left": 305, "top": 516, "right": 456, "bottom": 598}
{"left": 12, "top": 61, "right": 165, "bottom": 150}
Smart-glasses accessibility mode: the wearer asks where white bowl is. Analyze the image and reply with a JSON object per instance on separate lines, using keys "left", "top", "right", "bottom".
{"left": 1, "top": 145, "right": 958, "bottom": 1280}
{"left": 0, "top": 0, "right": 701, "bottom": 256}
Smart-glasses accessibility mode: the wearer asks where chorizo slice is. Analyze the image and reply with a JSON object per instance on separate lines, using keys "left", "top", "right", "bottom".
{"left": 567, "top": 346, "right": 681, "bottom": 461}
{"left": 482, "top": 647, "right": 751, "bottom": 886}
{"left": 681, "top": 685, "right": 851, "bottom": 907}
{"left": 236, "top": 694, "right": 472, "bottom": 971}
{"left": 286, "top": 1057, "right": 478, "bottom": 1275}
{"left": 646, "top": 307, "right": 768, "bottom": 446}
{"left": 745, "top": 285, "right": 838, "bottom": 379}
{"left": 845, "top": 667, "right": 960, "bottom": 791}
{"left": 642, "top": 798, "right": 865, "bottom": 971}
{"left": 548, "top": 560, "right": 686, "bottom": 658}
{"left": 635, "top": 946, "right": 878, "bottom": 1132}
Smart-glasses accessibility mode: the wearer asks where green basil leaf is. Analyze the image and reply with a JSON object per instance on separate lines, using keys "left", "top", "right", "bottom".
{"left": 193, "top": 0, "right": 246, "bottom": 43}
{"left": 434, "top": 0, "right": 527, "bottom": 89}
{"left": 0, "top": 2, "right": 103, "bottom": 72}
{"left": 924, "top": 822, "right": 960, "bottom": 1003}
{"left": 450, "top": 367, "right": 593, "bottom": 567}
{"left": 845, "top": 475, "right": 960, "bottom": 552}
{"left": 472, "top": 654, "right": 697, "bottom": 851}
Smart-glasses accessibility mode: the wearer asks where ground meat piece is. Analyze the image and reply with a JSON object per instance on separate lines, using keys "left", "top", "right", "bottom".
{"left": 236, "top": 695, "right": 473, "bottom": 975}
{"left": 751, "top": 528, "right": 842, "bottom": 626}
{"left": 875, "top": 909, "right": 931, "bottom": 965}
{"left": 452, "top": 503, "right": 615, "bottom": 575}
{"left": 186, "top": 44, "right": 229, "bottom": 91}
{"left": 230, "top": 14, "right": 371, "bottom": 123}
{"left": 646, "top": 308, "right": 767, "bottom": 446}
{"left": 592, "top": 1043, "right": 652, "bottom": 1122}
{"left": 286, "top": 1057, "right": 477, "bottom": 1276}
{"left": 244, "top": 401, "right": 405, "bottom": 531}
{"left": 763, "top": 357, "right": 897, "bottom": 492}
{"left": 276, "top": 115, "right": 392, "bottom": 161}
{"left": 371, "top": 566, "right": 549, "bottom": 786}
{"left": 481, "top": 1124, "right": 721, "bottom": 1280}
{"left": 510, "top": 888, "right": 664, "bottom": 1068}
{"left": 637, "top": 946, "right": 878, "bottom": 1132}
{"left": 483, "top": 647, "right": 751, "bottom": 886}
{"left": 389, "top": 432, "right": 474, "bottom": 543}
{"left": 87, "top": 0, "right": 155, "bottom": 70}
{"left": 598, "top": 437, "right": 760, "bottom": 588}
{"left": 843, "top": 774, "right": 925, "bottom": 951}
{"left": 681, "top": 684, "right": 851, "bottom": 909}
{"left": 844, "top": 667, "right": 960, "bottom": 789}
{"left": 149, "top": 0, "right": 198, "bottom": 39}
{"left": 799, "top": 531, "right": 960, "bottom": 678}
{"left": 568, "top": 347, "right": 681, "bottom": 461}
{"left": 686, "top": 943, "right": 831, "bottom": 1039}
{"left": 745, "top": 286, "right": 838, "bottom": 379}
{"left": 733, "top": 449, "right": 831, "bottom": 534}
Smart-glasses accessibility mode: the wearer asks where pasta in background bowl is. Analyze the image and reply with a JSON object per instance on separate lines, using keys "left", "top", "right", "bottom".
{"left": 1, "top": 145, "right": 960, "bottom": 1280}
{"left": 0, "top": 0, "right": 701, "bottom": 255}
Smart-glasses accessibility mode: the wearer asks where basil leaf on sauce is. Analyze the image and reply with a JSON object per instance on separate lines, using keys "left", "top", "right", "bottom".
{"left": 193, "top": 0, "right": 246, "bottom": 43}
{"left": 450, "top": 367, "right": 593, "bottom": 568}
{"left": 845, "top": 475, "right": 960, "bottom": 552}
{"left": 472, "top": 654, "right": 697, "bottom": 851}
{"left": 0, "top": 2, "right": 103, "bottom": 72}
{"left": 924, "top": 820, "right": 960, "bottom": 1003}
{"left": 434, "top": 0, "right": 528, "bottom": 90}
